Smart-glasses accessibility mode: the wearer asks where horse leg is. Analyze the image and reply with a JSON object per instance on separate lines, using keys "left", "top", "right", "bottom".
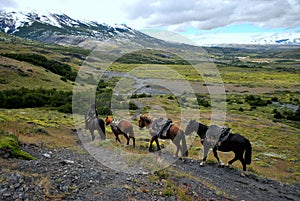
{"left": 155, "top": 137, "right": 161, "bottom": 151}
{"left": 149, "top": 137, "right": 155, "bottom": 152}
{"left": 227, "top": 154, "right": 239, "bottom": 168}
{"left": 172, "top": 135, "right": 181, "bottom": 158}
{"left": 200, "top": 144, "right": 210, "bottom": 167}
{"left": 123, "top": 133, "right": 130, "bottom": 145}
{"left": 128, "top": 128, "right": 135, "bottom": 147}
{"left": 174, "top": 144, "right": 181, "bottom": 159}
{"left": 130, "top": 137, "right": 136, "bottom": 148}
{"left": 213, "top": 146, "right": 224, "bottom": 167}
{"left": 115, "top": 133, "right": 121, "bottom": 144}
{"left": 90, "top": 129, "right": 95, "bottom": 141}
{"left": 238, "top": 154, "right": 247, "bottom": 171}
{"left": 180, "top": 133, "right": 188, "bottom": 157}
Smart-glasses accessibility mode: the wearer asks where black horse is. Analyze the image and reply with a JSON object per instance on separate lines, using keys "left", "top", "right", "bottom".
{"left": 84, "top": 114, "right": 106, "bottom": 141}
{"left": 185, "top": 120, "right": 252, "bottom": 171}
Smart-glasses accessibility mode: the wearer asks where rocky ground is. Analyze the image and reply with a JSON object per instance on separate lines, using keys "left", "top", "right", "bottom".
{"left": 0, "top": 142, "right": 299, "bottom": 201}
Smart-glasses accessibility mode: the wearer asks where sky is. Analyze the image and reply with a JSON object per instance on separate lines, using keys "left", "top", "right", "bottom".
{"left": 1, "top": 0, "right": 300, "bottom": 45}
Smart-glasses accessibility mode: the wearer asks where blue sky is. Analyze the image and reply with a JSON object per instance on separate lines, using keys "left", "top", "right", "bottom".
{"left": 1, "top": 0, "right": 300, "bottom": 45}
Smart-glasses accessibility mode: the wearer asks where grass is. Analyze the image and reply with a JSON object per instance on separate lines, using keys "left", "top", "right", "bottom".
{"left": 0, "top": 108, "right": 78, "bottom": 149}
{"left": 0, "top": 133, "right": 36, "bottom": 160}
{"left": 0, "top": 56, "right": 73, "bottom": 90}
{"left": 1, "top": 95, "right": 298, "bottom": 183}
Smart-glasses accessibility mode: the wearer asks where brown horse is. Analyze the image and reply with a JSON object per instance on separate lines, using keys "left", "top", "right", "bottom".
{"left": 138, "top": 115, "right": 188, "bottom": 158}
{"left": 105, "top": 116, "right": 135, "bottom": 147}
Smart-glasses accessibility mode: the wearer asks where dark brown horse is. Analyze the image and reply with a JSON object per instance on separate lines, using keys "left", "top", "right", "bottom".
{"left": 84, "top": 114, "right": 106, "bottom": 141}
{"left": 185, "top": 120, "right": 252, "bottom": 171}
{"left": 105, "top": 116, "right": 135, "bottom": 147}
{"left": 138, "top": 115, "right": 188, "bottom": 158}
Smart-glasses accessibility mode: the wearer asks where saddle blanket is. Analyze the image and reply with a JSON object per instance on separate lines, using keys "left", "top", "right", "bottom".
{"left": 150, "top": 117, "right": 172, "bottom": 138}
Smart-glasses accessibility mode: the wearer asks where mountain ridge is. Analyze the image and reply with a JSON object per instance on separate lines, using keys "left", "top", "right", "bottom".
{"left": 0, "top": 9, "right": 201, "bottom": 50}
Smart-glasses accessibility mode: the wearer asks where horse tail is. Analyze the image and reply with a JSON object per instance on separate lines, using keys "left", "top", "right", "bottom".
{"left": 180, "top": 130, "right": 188, "bottom": 157}
{"left": 244, "top": 138, "right": 252, "bottom": 164}
{"left": 98, "top": 119, "right": 106, "bottom": 136}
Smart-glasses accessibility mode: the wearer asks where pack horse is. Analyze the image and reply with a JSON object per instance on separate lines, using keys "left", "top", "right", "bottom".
{"left": 185, "top": 120, "right": 252, "bottom": 171}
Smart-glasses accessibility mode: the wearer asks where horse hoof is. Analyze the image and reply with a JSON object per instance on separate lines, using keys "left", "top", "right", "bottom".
{"left": 225, "top": 164, "right": 232, "bottom": 168}
{"left": 241, "top": 171, "right": 248, "bottom": 177}
{"left": 218, "top": 163, "right": 225, "bottom": 168}
{"left": 200, "top": 162, "right": 205, "bottom": 167}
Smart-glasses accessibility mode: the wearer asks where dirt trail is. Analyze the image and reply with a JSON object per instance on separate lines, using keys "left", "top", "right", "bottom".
{"left": 0, "top": 144, "right": 299, "bottom": 201}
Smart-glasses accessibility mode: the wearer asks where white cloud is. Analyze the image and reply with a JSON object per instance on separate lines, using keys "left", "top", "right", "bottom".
{"left": 126, "top": 0, "right": 300, "bottom": 31}
{"left": 3, "top": 0, "right": 300, "bottom": 45}
{"left": 0, "top": 0, "right": 18, "bottom": 8}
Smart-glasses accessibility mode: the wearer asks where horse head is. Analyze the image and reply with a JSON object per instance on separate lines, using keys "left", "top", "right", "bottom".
{"left": 185, "top": 120, "right": 208, "bottom": 140}
{"left": 105, "top": 116, "right": 113, "bottom": 125}
{"left": 138, "top": 115, "right": 151, "bottom": 128}
{"left": 185, "top": 120, "right": 198, "bottom": 135}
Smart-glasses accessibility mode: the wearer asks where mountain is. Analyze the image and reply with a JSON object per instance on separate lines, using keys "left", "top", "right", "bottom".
{"left": 0, "top": 10, "right": 137, "bottom": 46}
{"left": 0, "top": 10, "right": 203, "bottom": 50}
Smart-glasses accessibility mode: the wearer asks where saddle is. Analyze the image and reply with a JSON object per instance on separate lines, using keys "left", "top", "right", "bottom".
{"left": 205, "top": 125, "right": 230, "bottom": 146}
{"left": 151, "top": 118, "right": 172, "bottom": 138}
{"left": 110, "top": 118, "right": 123, "bottom": 133}
{"left": 218, "top": 127, "right": 231, "bottom": 146}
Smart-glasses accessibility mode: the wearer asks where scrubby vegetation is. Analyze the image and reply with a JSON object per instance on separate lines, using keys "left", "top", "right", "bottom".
{"left": 0, "top": 88, "right": 72, "bottom": 113}
{"left": 1, "top": 53, "right": 77, "bottom": 81}
{"left": 115, "top": 49, "right": 189, "bottom": 65}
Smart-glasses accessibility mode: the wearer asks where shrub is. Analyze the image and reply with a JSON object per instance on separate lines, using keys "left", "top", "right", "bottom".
{"left": 0, "top": 88, "right": 72, "bottom": 110}
{"left": 129, "top": 101, "right": 138, "bottom": 110}
{"left": 245, "top": 95, "right": 269, "bottom": 107}
{"left": 0, "top": 133, "right": 36, "bottom": 160}
{"left": 274, "top": 111, "right": 283, "bottom": 119}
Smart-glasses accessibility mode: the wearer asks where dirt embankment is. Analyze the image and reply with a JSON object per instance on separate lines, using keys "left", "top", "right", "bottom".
{"left": 0, "top": 143, "right": 299, "bottom": 201}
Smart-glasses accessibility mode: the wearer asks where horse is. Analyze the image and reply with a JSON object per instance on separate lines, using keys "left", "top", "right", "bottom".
{"left": 105, "top": 116, "right": 135, "bottom": 147}
{"left": 185, "top": 120, "right": 252, "bottom": 171}
{"left": 138, "top": 115, "right": 188, "bottom": 158}
{"left": 84, "top": 114, "right": 106, "bottom": 141}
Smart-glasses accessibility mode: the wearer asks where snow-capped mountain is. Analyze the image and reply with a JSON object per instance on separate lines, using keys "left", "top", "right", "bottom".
{"left": 1, "top": 10, "right": 298, "bottom": 48}
{"left": 0, "top": 10, "right": 179, "bottom": 49}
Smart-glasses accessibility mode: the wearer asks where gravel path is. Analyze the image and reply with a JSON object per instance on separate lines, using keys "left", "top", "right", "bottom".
{"left": 0, "top": 143, "right": 299, "bottom": 201}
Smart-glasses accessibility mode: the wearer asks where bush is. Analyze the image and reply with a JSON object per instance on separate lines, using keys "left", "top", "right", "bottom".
{"left": 245, "top": 95, "right": 269, "bottom": 107}
{"left": 274, "top": 111, "right": 283, "bottom": 119}
{"left": 0, "top": 88, "right": 72, "bottom": 110}
{"left": 129, "top": 101, "right": 138, "bottom": 110}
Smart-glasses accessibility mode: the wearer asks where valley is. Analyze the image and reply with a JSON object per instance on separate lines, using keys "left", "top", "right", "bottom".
{"left": 0, "top": 15, "right": 299, "bottom": 200}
